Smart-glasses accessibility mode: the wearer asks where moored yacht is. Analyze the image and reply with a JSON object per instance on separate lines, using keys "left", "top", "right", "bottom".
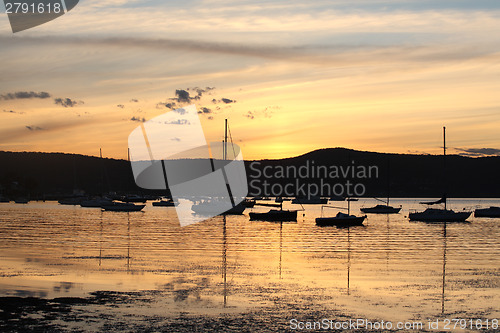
{"left": 474, "top": 206, "right": 500, "bottom": 218}
{"left": 408, "top": 127, "right": 471, "bottom": 223}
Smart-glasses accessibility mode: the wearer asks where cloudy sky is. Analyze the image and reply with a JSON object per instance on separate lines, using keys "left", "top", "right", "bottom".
{"left": 1, "top": 0, "right": 499, "bottom": 159}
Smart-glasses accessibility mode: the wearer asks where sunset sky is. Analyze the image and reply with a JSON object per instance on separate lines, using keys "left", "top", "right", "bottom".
{"left": 1, "top": 0, "right": 499, "bottom": 160}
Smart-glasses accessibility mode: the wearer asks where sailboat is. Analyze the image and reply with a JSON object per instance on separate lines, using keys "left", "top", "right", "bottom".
{"left": 361, "top": 203, "right": 400, "bottom": 214}
{"left": 408, "top": 127, "right": 471, "bottom": 222}
{"left": 361, "top": 157, "right": 401, "bottom": 214}
{"left": 315, "top": 199, "right": 366, "bottom": 227}
{"left": 101, "top": 201, "right": 145, "bottom": 212}
{"left": 190, "top": 119, "right": 246, "bottom": 216}
{"left": 249, "top": 203, "right": 298, "bottom": 222}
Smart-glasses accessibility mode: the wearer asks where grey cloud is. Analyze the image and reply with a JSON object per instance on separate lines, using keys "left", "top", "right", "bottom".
{"left": 131, "top": 116, "right": 146, "bottom": 122}
{"left": 211, "top": 97, "right": 236, "bottom": 105}
{"left": 174, "top": 89, "right": 197, "bottom": 103}
{"left": 2, "top": 36, "right": 497, "bottom": 67}
{"left": 157, "top": 102, "right": 177, "bottom": 110}
{"left": 245, "top": 107, "right": 275, "bottom": 119}
{"left": 55, "top": 98, "right": 83, "bottom": 108}
{"left": 26, "top": 125, "right": 44, "bottom": 131}
{"left": 158, "top": 87, "right": 217, "bottom": 109}
{"left": 189, "top": 87, "right": 215, "bottom": 98}
{"left": 455, "top": 147, "right": 500, "bottom": 157}
{"left": 1, "top": 91, "right": 51, "bottom": 100}
{"left": 198, "top": 107, "right": 212, "bottom": 114}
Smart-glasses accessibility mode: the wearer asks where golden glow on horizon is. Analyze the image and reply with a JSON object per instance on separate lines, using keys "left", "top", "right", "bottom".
{"left": 1, "top": 3, "right": 500, "bottom": 159}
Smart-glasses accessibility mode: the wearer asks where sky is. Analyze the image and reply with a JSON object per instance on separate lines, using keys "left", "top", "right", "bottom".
{"left": 0, "top": 0, "right": 500, "bottom": 160}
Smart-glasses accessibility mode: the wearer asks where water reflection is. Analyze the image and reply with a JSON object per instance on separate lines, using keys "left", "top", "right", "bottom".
{"left": 347, "top": 226, "right": 351, "bottom": 295}
{"left": 279, "top": 222, "right": 282, "bottom": 279}
{"left": 222, "top": 215, "right": 227, "bottom": 307}
{"left": 442, "top": 222, "right": 447, "bottom": 315}
{"left": 0, "top": 200, "right": 498, "bottom": 326}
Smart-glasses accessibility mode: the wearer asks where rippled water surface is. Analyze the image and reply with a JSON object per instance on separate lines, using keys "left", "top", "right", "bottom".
{"left": 0, "top": 199, "right": 499, "bottom": 331}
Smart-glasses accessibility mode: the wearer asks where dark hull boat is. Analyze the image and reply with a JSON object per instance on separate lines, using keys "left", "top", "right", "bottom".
{"left": 101, "top": 202, "right": 145, "bottom": 212}
{"left": 152, "top": 200, "right": 176, "bottom": 207}
{"left": 409, "top": 208, "right": 471, "bottom": 222}
{"left": 361, "top": 204, "right": 401, "bottom": 214}
{"left": 316, "top": 212, "right": 366, "bottom": 227}
{"left": 474, "top": 206, "right": 500, "bottom": 218}
{"left": 249, "top": 209, "right": 297, "bottom": 222}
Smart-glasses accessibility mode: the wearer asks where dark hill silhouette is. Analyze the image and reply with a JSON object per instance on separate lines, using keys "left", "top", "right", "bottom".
{"left": 0, "top": 148, "right": 499, "bottom": 199}
{"left": 0, "top": 151, "right": 136, "bottom": 199}
{"left": 245, "top": 148, "right": 500, "bottom": 198}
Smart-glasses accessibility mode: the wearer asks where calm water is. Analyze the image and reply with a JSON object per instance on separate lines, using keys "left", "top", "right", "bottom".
{"left": 0, "top": 199, "right": 499, "bottom": 331}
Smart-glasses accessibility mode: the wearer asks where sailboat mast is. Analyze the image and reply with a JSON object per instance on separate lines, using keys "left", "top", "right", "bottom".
{"left": 443, "top": 126, "right": 447, "bottom": 210}
{"left": 386, "top": 157, "right": 390, "bottom": 206}
{"left": 224, "top": 119, "right": 228, "bottom": 161}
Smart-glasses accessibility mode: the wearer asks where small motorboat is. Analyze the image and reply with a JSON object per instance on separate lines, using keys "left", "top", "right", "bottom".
{"left": 361, "top": 204, "right": 401, "bottom": 214}
{"left": 316, "top": 201, "right": 366, "bottom": 227}
{"left": 249, "top": 209, "right": 297, "bottom": 222}
{"left": 101, "top": 202, "right": 145, "bottom": 212}
{"left": 409, "top": 208, "right": 471, "bottom": 222}
{"left": 316, "top": 212, "right": 366, "bottom": 227}
{"left": 474, "top": 206, "right": 500, "bottom": 218}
